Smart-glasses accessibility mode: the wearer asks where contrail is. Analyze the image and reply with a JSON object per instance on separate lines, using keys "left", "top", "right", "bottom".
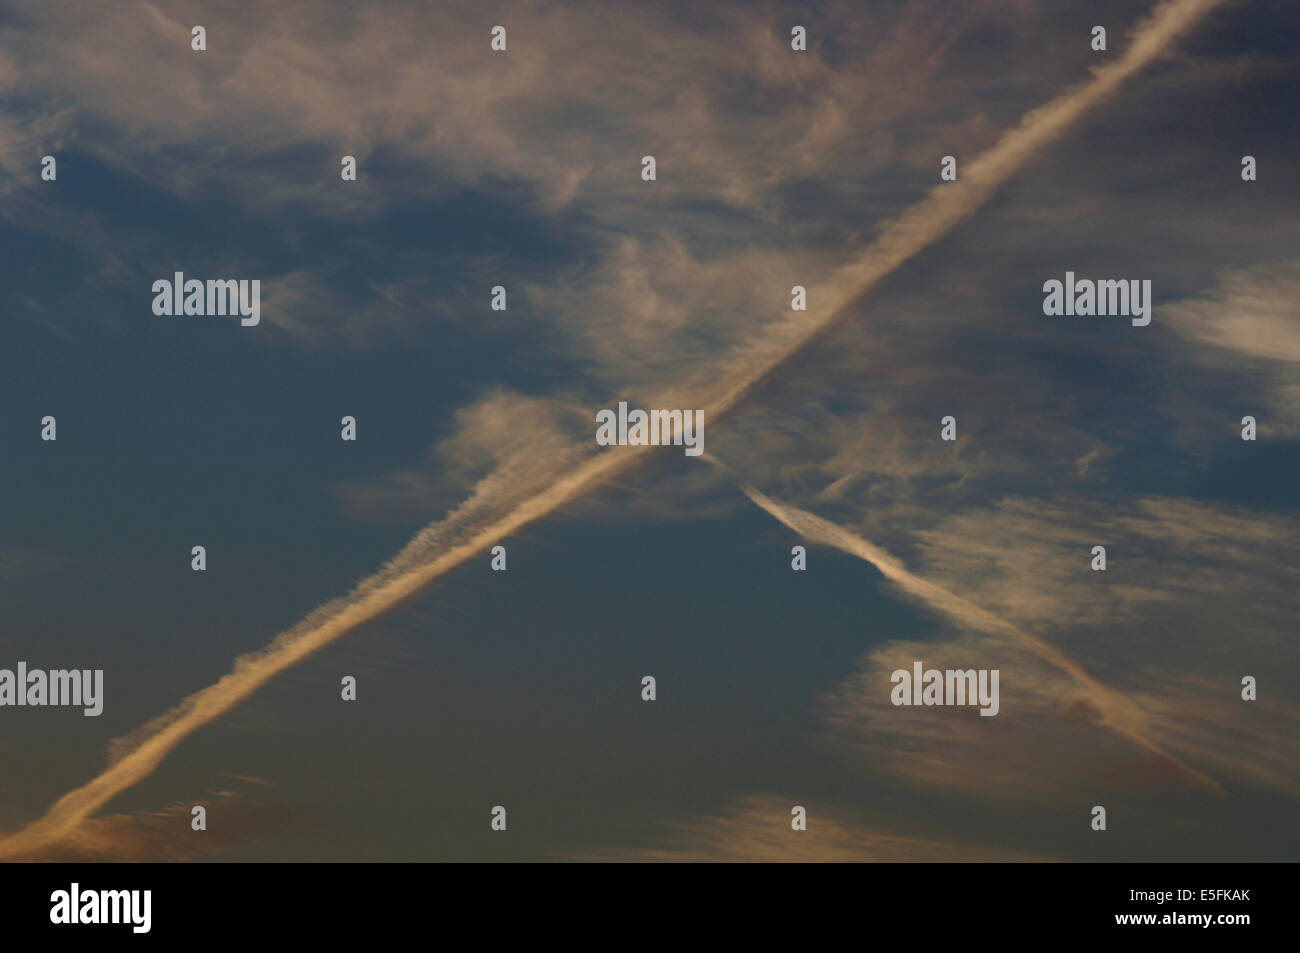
{"left": 730, "top": 477, "right": 1225, "bottom": 794}
{"left": 0, "top": 0, "right": 1222, "bottom": 857}
{"left": 0, "top": 444, "right": 647, "bottom": 857}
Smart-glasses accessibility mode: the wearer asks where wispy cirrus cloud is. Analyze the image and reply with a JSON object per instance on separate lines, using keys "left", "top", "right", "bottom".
{"left": 574, "top": 794, "right": 1053, "bottom": 862}
{"left": 745, "top": 489, "right": 1300, "bottom": 804}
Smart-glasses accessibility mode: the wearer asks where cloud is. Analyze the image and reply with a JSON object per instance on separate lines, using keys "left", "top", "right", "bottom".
{"left": 1162, "top": 258, "right": 1300, "bottom": 436}
{"left": 332, "top": 390, "right": 591, "bottom": 523}
{"left": 0, "top": 787, "right": 287, "bottom": 862}
{"left": 574, "top": 794, "right": 1052, "bottom": 861}
{"left": 795, "top": 491, "right": 1300, "bottom": 802}
{"left": 731, "top": 479, "right": 1224, "bottom": 792}
{"left": 0, "top": 0, "right": 982, "bottom": 219}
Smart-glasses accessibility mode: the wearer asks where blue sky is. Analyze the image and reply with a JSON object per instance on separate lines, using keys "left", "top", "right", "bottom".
{"left": 2, "top": 0, "right": 1298, "bottom": 860}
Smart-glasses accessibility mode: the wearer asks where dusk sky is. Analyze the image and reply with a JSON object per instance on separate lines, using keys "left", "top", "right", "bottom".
{"left": 1, "top": 0, "right": 1298, "bottom": 862}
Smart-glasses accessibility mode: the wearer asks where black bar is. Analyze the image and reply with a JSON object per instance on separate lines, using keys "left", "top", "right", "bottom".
{"left": 0, "top": 862, "right": 1280, "bottom": 941}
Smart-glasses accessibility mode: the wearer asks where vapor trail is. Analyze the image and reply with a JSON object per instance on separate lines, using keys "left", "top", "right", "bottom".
{"left": 732, "top": 479, "right": 1224, "bottom": 794}
{"left": 0, "top": 0, "right": 1221, "bottom": 857}
{"left": 0, "top": 446, "right": 648, "bottom": 857}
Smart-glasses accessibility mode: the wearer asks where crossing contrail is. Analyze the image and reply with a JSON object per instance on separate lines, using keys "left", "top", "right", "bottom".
{"left": 730, "top": 478, "right": 1225, "bottom": 794}
{"left": 0, "top": 0, "right": 1223, "bottom": 858}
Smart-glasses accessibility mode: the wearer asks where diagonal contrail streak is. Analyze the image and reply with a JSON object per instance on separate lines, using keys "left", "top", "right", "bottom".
{"left": 0, "top": 0, "right": 1222, "bottom": 858}
{"left": 729, "top": 477, "right": 1224, "bottom": 794}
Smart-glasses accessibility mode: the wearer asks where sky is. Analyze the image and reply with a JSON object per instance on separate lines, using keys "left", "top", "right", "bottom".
{"left": 1, "top": 0, "right": 1298, "bottom": 861}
